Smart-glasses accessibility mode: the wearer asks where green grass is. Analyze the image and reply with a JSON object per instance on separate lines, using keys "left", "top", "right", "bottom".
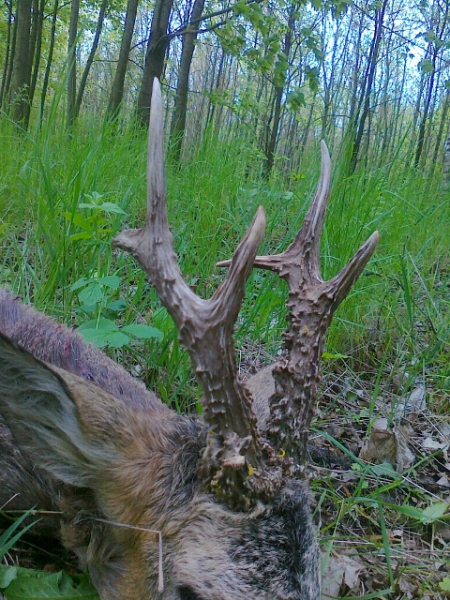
{"left": 1, "top": 111, "right": 450, "bottom": 597}
{"left": 1, "top": 112, "right": 450, "bottom": 406}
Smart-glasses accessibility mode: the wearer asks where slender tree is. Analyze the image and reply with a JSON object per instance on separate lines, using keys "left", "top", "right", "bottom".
{"left": 0, "top": 0, "right": 15, "bottom": 109}
{"left": 39, "top": 0, "right": 58, "bottom": 122}
{"left": 170, "top": 0, "right": 206, "bottom": 162}
{"left": 136, "top": 0, "right": 174, "bottom": 127}
{"left": 414, "top": 1, "right": 450, "bottom": 168}
{"left": 106, "top": 0, "right": 139, "bottom": 121}
{"left": 27, "top": 0, "right": 45, "bottom": 127}
{"left": 264, "top": 3, "right": 297, "bottom": 178}
{"left": 74, "top": 0, "right": 109, "bottom": 121}
{"left": 67, "top": 0, "right": 79, "bottom": 129}
{"left": 9, "top": 0, "right": 33, "bottom": 125}
{"left": 349, "top": 0, "right": 388, "bottom": 171}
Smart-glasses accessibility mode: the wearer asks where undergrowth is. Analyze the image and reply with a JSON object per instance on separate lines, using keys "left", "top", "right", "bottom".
{"left": 1, "top": 111, "right": 450, "bottom": 598}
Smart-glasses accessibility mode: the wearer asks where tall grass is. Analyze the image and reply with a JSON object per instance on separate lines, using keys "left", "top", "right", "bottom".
{"left": 1, "top": 110, "right": 449, "bottom": 409}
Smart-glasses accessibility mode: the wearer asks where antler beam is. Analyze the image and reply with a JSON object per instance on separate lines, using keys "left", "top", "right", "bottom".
{"left": 113, "top": 79, "right": 268, "bottom": 509}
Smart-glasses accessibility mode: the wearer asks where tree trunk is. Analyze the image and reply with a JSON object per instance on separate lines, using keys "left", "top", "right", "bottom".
{"left": 136, "top": 0, "right": 174, "bottom": 127}
{"left": 169, "top": 0, "right": 206, "bottom": 163}
{"left": 27, "top": 0, "right": 45, "bottom": 127}
{"left": 39, "top": 0, "right": 58, "bottom": 122}
{"left": 443, "top": 130, "right": 450, "bottom": 189}
{"left": 10, "top": 0, "right": 33, "bottom": 126}
{"left": 414, "top": 52, "right": 437, "bottom": 168}
{"left": 0, "top": 0, "right": 15, "bottom": 109}
{"left": 348, "top": 8, "right": 362, "bottom": 125}
{"left": 433, "top": 92, "right": 449, "bottom": 176}
{"left": 106, "top": 0, "right": 139, "bottom": 121}
{"left": 73, "top": 0, "right": 108, "bottom": 121}
{"left": 205, "top": 47, "right": 225, "bottom": 129}
{"left": 263, "top": 5, "right": 296, "bottom": 179}
{"left": 350, "top": 0, "right": 388, "bottom": 171}
{"left": 67, "top": 0, "right": 79, "bottom": 130}
{"left": 300, "top": 92, "right": 317, "bottom": 157}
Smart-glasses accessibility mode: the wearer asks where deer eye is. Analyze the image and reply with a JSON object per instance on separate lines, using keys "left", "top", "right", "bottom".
{"left": 177, "top": 585, "right": 204, "bottom": 600}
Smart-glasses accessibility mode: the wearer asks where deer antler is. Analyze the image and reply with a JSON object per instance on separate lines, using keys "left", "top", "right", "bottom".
{"left": 114, "top": 79, "right": 378, "bottom": 509}
{"left": 113, "top": 79, "right": 270, "bottom": 510}
{"left": 220, "top": 143, "right": 379, "bottom": 467}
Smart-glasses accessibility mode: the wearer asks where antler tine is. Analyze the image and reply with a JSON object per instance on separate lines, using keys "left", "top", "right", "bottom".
{"left": 113, "top": 79, "right": 273, "bottom": 510}
{"left": 216, "top": 142, "right": 331, "bottom": 274}
{"left": 251, "top": 141, "right": 332, "bottom": 275}
{"left": 113, "top": 79, "right": 194, "bottom": 317}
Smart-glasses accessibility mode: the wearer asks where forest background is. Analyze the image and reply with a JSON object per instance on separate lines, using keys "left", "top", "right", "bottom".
{"left": 2, "top": 0, "right": 450, "bottom": 597}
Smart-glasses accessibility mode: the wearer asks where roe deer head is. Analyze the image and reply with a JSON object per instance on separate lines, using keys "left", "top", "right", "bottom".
{"left": 0, "top": 79, "right": 378, "bottom": 600}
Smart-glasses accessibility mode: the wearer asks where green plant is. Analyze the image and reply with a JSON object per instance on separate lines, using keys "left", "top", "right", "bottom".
{"left": 71, "top": 274, "right": 163, "bottom": 348}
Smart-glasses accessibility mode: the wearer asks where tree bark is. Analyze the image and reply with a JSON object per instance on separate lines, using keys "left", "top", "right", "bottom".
{"left": 0, "top": 0, "right": 15, "bottom": 109}
{"left": 433, "top": 92, "right": 449, "bottom": 176}
{"left": 27, "top": 0, "right": 45, "bottom": 127}
{"left": 106, "top": 0, "right": 139, "bottom": 121}
{"left": 169, "top": 0, "right": 206, "bottom": 162}
{"left": 263, "top": 5, "right": 296, "bottom": 179}
{"left": 136, "top": 0, "right": 174, "bottom": 127}
{"left": 414, "top": 51, "right": 438, "bottom": 168}
{"left": 40, "top": 0, "right": 58, "bottom": 122}
{"left": 350, "top": 0, "right": 388, "bottom": 171}
{"left": 443, "top": 128, "right": 450, "bottom": 189}
{"left": 10, "top": 0, "right": 33, "bottom": 126}
{"left": 67, "top": 0, "right": 79, "bottom": 130}
{"left": 73, "top": 0, "right": 109, "bottom": 121}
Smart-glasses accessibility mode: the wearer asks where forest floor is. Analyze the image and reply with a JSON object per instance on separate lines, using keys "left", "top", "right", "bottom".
{"left": 238, "top": 335, "right": 450, "bottom": 599}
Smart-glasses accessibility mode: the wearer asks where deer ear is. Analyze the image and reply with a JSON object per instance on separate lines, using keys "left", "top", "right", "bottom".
{"left": 0, "top": 332, "right": 130, "bottom": 487}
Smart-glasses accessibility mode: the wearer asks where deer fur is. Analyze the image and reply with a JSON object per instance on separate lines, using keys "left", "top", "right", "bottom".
{"left": 0, "top": 290, "right": 318, "bottom": 599}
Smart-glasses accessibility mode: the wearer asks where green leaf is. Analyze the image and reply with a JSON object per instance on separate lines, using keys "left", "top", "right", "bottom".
{"left": 98, "top": 202, "right": 127, "bottom": 215}
{"left": 70, "top": 278, "right": 90, "bottom": 292}
{"left": 419, "top": 59, "right": 434, "bottom": 73}
{"left": 106, "top": 299, "right": 126, "bottom": 313}
{"left": 0, "top": 565, "right": 19, "bottom": 588}
{"left": 368, "top": 462, "right": 399, "bottom": 479}
{"left": 78, "top": 319, "right": 131, "bottom": 348}
{"left": 68, "top": 232, "right": 93, "bottom": 242}
{"left": 439, "top": 577, "right": 450, "bottom": 592}
{"left": 63, "top": 212, "right": 93, "bottom": 233}
{"left": 420, "top": 501, "right": 449, "bottom": 524}
{"left": 122, "top": 324, "right": 164, "bottom": 341}
{"left": 78, "top": 283, "right": 104, "bottom": 305}
{"left": 96, "top": 275, "right": 120, "bottom": 290}
{"left": 305, "top": 66, "right": 319, "bottom": 92}
{"left": 2, "top": 569, "right": 99, "bottom": 598}
{"left": 78, "top": 318, "right": 118, "bottom": 332}
{"left": 424, "top": 30, "right": 439, "bottom": 43}
{"left": 104, "top": 332, "right": 130, "bottom": 348}
{"left": 287, "top": 90, "right": 305, "bottom": 111}
{"left": 78, "top": 318, "right": 119, "bottom": 346}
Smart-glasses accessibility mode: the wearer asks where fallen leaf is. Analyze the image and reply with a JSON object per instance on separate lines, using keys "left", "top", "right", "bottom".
{"left": 422, "top": 437, "right": 447, "bottom": 452}
{"left": 395, "top": 385, "right": 426, "bottom": 421}
{"left": 359, "top": 419, "right": 414, "bottom": 472}
{"left": 437, "top": 475, "right": 450, "bottom": 489}
{"left": 321, "top": 554, "right": 364, "bottom": 599}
